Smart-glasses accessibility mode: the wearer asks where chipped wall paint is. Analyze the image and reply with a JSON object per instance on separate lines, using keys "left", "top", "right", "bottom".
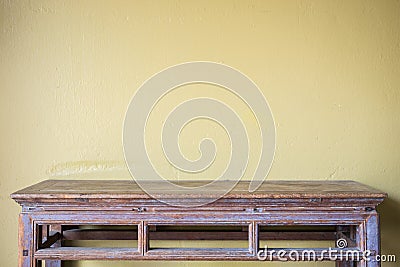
{"left": 47, "top": 161, "right": 129, "bottom": 179}
{"left": 1, "top": 0, "right": 400, "bottom": 266}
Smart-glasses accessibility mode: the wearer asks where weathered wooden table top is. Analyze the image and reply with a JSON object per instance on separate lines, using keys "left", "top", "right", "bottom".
{"left": 11, "top": 179, "right": 386, "bottom": 200}
{"left": 12, "top": 180, "right": 387, "bottom": 265}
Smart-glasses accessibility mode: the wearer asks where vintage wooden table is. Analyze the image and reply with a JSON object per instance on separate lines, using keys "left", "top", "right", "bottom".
{"left": 11, "top": 179, "right": 386, "bottom": 266}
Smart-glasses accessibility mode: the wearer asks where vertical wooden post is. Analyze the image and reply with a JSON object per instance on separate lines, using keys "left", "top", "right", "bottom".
{"left": 139, "top": 221, "right": 149, "bottom": 255}
{"left": 249, "top": 222, "right": 258, "bottom": 256}
{"left": 336, "top": 225, "right": 354, "bottom": 267}
{"left": 365, "top": 213, "right": 380, "bottom": 267}
{"left": 357, "top": 218, "right": 367, "bottom": 267}
{"left": 356, "top": 212, "right": 381, "bottom": 267}
{"left": 18, "top": 213, "right": 33, "bottom": 267}
{"left": 33, "top": 224, "right": 42, "bottom": 267}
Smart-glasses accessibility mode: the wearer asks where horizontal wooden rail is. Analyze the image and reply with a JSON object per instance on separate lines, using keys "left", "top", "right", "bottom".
{"left": 35, "top": 247, "right": 141, "bottom": 261}
{"left": 34, "top": 247, "right": 362, "bottom": 261}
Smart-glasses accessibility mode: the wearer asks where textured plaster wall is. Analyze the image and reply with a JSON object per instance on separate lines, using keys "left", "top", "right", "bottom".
{"left": 1, "top": 0, "right": 400, "bottom": 266}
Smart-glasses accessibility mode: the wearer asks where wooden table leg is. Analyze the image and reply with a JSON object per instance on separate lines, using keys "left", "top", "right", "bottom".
{"left": 365, "top": 213, "right": 380, "bottom": 267}
{"left": 357, "top": 212, "right": 381, "bottom": 267}
{"left": 18, "top": 213, "right": 34, "bottom": 267}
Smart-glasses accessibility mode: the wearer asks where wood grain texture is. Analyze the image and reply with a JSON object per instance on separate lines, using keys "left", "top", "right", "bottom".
{"left": 18, "top": 213, "right": 34, "bottom": 267}
{"left": 11, "top": 179, "right": 386, "bottom": 266}
{"left": 11, "top": 179, "right": 387, "bottom": 200}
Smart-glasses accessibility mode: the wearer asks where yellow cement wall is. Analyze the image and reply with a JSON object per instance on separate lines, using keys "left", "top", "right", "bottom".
{"left": 1, "top": 1, "right": 399, "bottom": 266}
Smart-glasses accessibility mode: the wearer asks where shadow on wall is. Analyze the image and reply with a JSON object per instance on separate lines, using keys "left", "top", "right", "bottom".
{"left": 379, "top": 198, "right": 400, "bottom": 257}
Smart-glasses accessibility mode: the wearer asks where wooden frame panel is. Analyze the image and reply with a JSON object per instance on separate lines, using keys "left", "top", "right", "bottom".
{"left": 12, "top": 180, "right": 386, "bottom": 266}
